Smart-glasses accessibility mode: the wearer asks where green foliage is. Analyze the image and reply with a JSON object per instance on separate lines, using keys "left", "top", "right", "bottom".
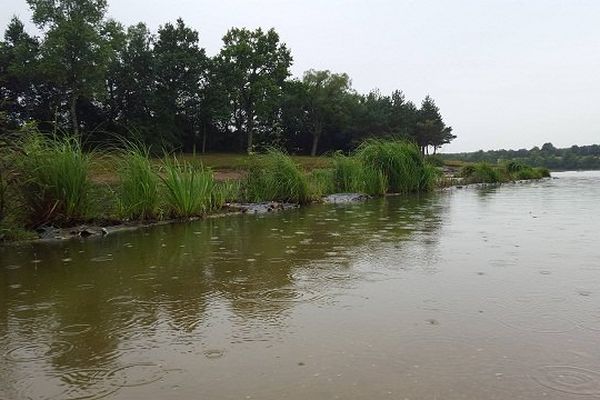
{"left": 356, "top": 139, "right": 435, "bottom": 193}
{"left": 461, "top": 162, "right": 502, "bottom": 183}
{"left": 160, "top": 157, "right": 217, "bottom": 218}
{"left": 116, "top": 144, "right": 159, "bottom": 220}
{"left": 361, "top": 166, "right": 388, "bottom": 196}
{"left": 26, "top": 0, "right": 119, "bottom": 135}
{"left": 2, "top": 2, "right": 457, "bottom": 155}
{"left": 20, "top": 134, "right": 92, "bottom": 226}
{"left": 244, "top": 150, "right": 311, "bottom": 203}
{"left": 537, "top": 167, "right": 551, "bottom": 178}
{"left": 444, "top": 143, "right": 600, "bottom": 171}
{"left": 212, "top": 180, "right": 241, "bottom": 208}
{"left": 216, "top": 27, "right": 292, "bottom": 153}
{"left": 307, "top": 169, "right": 335, "bottom": 198}
{"left": 332, "top": 154, "right": 364, "bottom": 193}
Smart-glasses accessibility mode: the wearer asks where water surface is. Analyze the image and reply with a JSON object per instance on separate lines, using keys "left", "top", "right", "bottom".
{"left": 1, "top": 171, "right": 600, "bottom": 399}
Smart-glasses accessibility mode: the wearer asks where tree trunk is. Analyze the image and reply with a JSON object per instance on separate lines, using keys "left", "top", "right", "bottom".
{"left": 70, "top": 94, "right": 79, "bottom": 137}
{"left": 246, "top": 113, "right": 254, "bottom": 154}
{"left": 310, "top": 124, "right": 322, "bottom": 157}
{"left": 311, "top": 134, "right": 320, "bottom": 157}
{"left": 202, "top": 123, "right": 207, "bottom": 154}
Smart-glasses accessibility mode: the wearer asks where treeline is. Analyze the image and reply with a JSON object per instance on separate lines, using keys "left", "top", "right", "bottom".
{"left": 444, "top": 142, "right": 600, "bottom": 171}
{"left": 0, "top": 0, "right": 455, "bottom": 155}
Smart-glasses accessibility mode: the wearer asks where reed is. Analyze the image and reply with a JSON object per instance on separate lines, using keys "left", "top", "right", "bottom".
{"left": 160, "top": 157, "right": 216, "bottom": 218}
{"left": 20, "top": 134, "right": 92, "bottom": 226}
{"left": 244, "top": 149, "right": 311, "bottom": 204}
{"left": 356, "top": 139, "right": 436, "bottom": 193}
{"left": 116, "top": 144, "right": 160, "bottom": 220}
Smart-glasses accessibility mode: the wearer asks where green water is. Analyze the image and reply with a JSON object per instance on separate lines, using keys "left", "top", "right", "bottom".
{"left": 2, "top": 171, "right": 600, "bottom": 399}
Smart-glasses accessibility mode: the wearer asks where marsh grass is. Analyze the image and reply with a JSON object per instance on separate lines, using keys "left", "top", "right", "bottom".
{"left": 460, "top": 162, "right": 502, "bottom": 183}
{"left": 462, "top": 161, "right": 551, "bottom": 184}
{"left": 356, "top": 139, "right": 436, "bottom": 193}
{"left": 212, "top": 180, "right": 241, "bottom": 208}
{"left": 502, "top": 161, "right": 551, "bottom": 180}
{"left": 20, "top": 134, "right": 93, "bottom": 227}
{"left": 160, "top": 157, "right": 216, "bottom": 218}
{"left": 244, "top": 150, "right": 311, "bottom": 204}
{"left": 116, "top": 145, "right": 160, "bottom": 220}
{"left": 332, "top": 154, "right": 364, "bottom": 193}
{"left": 308, "top": 168, "right": 335, "bottom": 198}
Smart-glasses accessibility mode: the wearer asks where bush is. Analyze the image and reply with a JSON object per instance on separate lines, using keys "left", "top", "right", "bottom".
{"left": 20, "top": 134, "right": 92, "bottom": 227}
{"left": 117, "top": 145, "right": 160, "bottom": 220}
{"left": 244, "top": 149, "right": 311, "bottom": 204}
{"left": 356, "top": 139, "right": 435, "bottom": 193}
{"left": 461, "top": 162, "right": 502, "bottom": 183}
{"left": 160, "top": 157, "right": 217, "bottom": 218}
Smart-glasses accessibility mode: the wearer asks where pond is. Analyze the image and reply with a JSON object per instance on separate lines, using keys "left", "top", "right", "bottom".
{"left": 1, "top": 171, "right": 600, "bottom": 399}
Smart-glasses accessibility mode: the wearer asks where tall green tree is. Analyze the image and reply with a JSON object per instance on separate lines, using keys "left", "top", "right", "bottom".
{"left": 0, "top": 17, "right": 42, "bottom": 132}
{"left": 106, "top": 22, "right": 155, "bottom": 139}
{"left": 153, "top": 18, "right": 207, "bottom": 149}
{"left": 216, "top": 27, "right": 292, "bottom": 153}
{"left": 26, "top": 0, "right": 116, "bottom": 137}
{"left": 415, "top": 95, "right": 455, "bottom": 154}
{"left": 296, "top": 70, "right": 353, "bottom": 156}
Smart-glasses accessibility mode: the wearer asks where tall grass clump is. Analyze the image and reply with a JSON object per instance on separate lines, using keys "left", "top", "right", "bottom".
{"left": 308, "top": 168, "right": 335, "bottom": 198}
{"left": 331, "top": 153, "right": 388, "bottom": 196}
{"left": 356, "top": 139, "right": 435, "bottom": 193}
{"left": 244, "top": 149, "right": 311, "bottom": 204}
{"left": 332, "top": 154, "right": 364, "bottom": 193}
{"left": 160, "top": 157, "right": 217, "bottom": 218}
{"left": 461, "top": 162, "right": 502, "bottom": 183}
{"left": 536, "top": 167, "right": 551, "bottom": 178}
{"left": 20, "top": 134, "right": 92, "bottom": 226}
{"left": 502, "top": 161, "right": 551, "bottom": 180}
{"left": 116, "top": 144, "right": 160, "bottom": 220}
{"left": 212, "top": 180, "right": 241, "bottom": 209}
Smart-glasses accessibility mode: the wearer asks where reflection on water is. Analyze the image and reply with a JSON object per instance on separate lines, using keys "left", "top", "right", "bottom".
{"left": 1, "top": 171, "right": 600, "bottom": 399}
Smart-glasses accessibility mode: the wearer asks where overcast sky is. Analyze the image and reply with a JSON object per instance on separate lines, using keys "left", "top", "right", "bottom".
{"left": 2, "top": 0, "right": 599, "bottom": 152}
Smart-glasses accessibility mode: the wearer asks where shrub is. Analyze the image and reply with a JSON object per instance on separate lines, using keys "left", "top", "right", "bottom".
{"left": 244, "top": 149, "right": 311, "bottom": 204}
{"left": 116, "top": 145, "right": 160, "bottom": 220}
{"left": 160, "top": 157, "right": 216, "bottom": 218}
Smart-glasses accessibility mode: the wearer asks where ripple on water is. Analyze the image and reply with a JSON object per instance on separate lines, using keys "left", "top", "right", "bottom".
{"left": 49, "top": 368, "right": 121, "bottom": 400}
{"left": 90, "top": 256, "right": 113, "bottom": 263}
{"left": 531, "top": 366, "right": 600, "bottom": 395}
{"left": 5, "top": 341, "right": 73, "bottom": 362}
{"left": 106, "top": 363, "right": 166, "bottom": 388}
{"left": 203, "top": 349, "right": 225, "bottom": 359}
{"left": 494, "top": 312, "right": 575, "bottom": 334}
{"left": 131, "top": 273, "right": 157, "bottom": 281}
{"left": 59, "top": 324, "right": 92, "bottom": 336}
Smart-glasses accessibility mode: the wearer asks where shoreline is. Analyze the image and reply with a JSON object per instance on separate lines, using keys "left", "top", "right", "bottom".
{"left": 2, "top": 178, "right": 552, "bottom": 246}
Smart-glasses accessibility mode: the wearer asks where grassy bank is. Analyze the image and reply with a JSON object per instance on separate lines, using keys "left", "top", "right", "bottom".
{"left": 0, "top": 132, "right": 547, "bottom": 242}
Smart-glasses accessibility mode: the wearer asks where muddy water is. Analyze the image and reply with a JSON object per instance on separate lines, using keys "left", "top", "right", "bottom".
{"left": 1, "top": 171, "right": 600, "bottom": 399}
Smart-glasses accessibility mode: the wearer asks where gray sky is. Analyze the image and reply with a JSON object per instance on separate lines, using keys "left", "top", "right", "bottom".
{"left": 2, "top": 0, "right": 599, "bottom": 152}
